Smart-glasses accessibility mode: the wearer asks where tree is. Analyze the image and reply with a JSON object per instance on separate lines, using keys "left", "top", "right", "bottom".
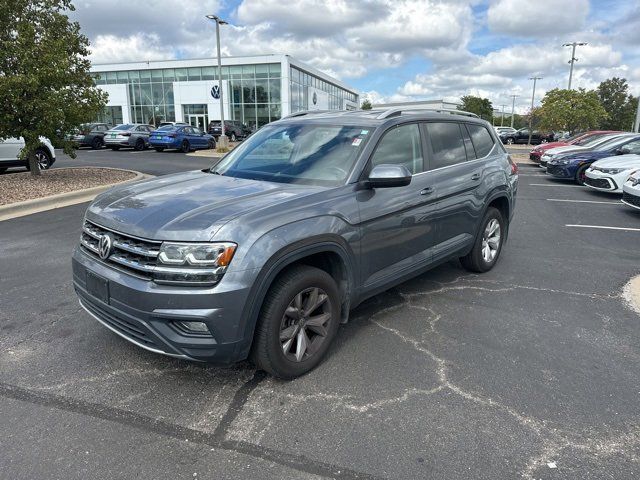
{"left": 538, "top": 88, "right": 607, "bottom": 135}
{"left": 459, "top": 95, "right": 494, "bottom": 121}
{"left": 0, "top": 0, "right": 107, "bottom": 175}
{"left": 360, "top": 99, "right": 372, "bottom": 110}
{"left": 597, "top": 77, "right": 637, "bottom": 131}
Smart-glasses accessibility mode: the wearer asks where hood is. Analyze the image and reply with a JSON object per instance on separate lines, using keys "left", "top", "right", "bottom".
{"left": 535, "top": 141, "right": 568, "bottom": 152}
{"left": 590, "top": 154, "right": 640, "bottom": 169}
{"left": 545, "top": 145, "right": 587, "bottom": 155}
{"left": 85, "top": 170, "right": 324, "bottom": 241}
{"left": 563, "top": 150, "right": 616, "bottom": 162}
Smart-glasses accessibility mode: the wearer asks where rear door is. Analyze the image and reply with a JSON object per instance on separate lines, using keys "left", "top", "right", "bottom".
{"left": 0, "top": 138, "right": 25, "bottom": 162}
{"left": 357, "top": 123, "right": 439, "bottom": 292}
{"left": 424, "top": 121, "right": 491, "bottom": 260}
{"left": 191, "top": 127, "right": 206, "bottom": 147}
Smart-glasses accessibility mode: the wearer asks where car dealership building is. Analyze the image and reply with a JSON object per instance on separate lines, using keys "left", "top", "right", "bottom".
{"left": 91, "top": 54, "right": 359, "bottom": 131}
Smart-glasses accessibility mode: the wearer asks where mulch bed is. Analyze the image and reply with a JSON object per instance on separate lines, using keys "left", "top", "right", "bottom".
{"left": 0, "top": 168, "right": 137, "bottom": 206}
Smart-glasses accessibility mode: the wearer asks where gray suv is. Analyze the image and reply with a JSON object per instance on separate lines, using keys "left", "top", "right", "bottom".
{"left": 72, "top": 109, "right": 518, "bottom": 378}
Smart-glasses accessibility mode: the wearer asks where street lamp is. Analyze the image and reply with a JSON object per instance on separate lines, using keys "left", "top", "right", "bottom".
{"left": 205, "top": 14, "right": 229, "bottom": 149}
{"left": 562, "top": 42, "right": 587, "bottom": 90}
{"left": 528, "top": 77, "right": 543, "bottom": 145}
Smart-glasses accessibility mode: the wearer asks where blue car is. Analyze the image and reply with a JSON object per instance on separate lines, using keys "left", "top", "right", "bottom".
{"left": 149, "top": 125, "right": 216, "bottom": 153}
{"left": 546, "top": 134, "right": 640, "bottom": 184}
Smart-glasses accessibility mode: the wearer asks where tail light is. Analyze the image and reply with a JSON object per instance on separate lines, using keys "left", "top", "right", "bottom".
{"left": 121, "top": 132, "right": 131, "bottom": 137}
{"left": 507, "top": 155, "right": 518, "bottom": 175}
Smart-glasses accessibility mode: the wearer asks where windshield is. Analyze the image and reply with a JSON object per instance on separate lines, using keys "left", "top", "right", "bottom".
{"left": 211, "top": 123, "right": 372, "bottom": 186}
{"left": 594, "top": 135, "right": 637, "bottom": 151}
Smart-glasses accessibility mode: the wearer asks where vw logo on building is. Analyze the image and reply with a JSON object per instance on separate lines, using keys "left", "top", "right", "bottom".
{"left": 312, "top": 92, "right": 318, "bottom": 105}
{"left": 98, "top": 234, "right": 113, "bottom": 260}
{"left": 210, "top": 85, "right": 221, "bottom": 99}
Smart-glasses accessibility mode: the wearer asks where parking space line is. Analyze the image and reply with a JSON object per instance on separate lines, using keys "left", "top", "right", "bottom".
{"left": 566, "top": 224, "right": 640, "bottom": 232}
{"left": 547, "top": 198, "right": 620, "bottom": 205}
{"left": 529, "top": 183, "right": 583, "bottom": 188}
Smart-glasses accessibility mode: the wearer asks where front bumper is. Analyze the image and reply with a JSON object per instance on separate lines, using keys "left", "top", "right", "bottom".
{"left": 622, "top": 184, "right": 640, "bottom": 209}
{"left": 584, "top": 170, "right": 620, "bottom": 192}
{"left": 529, "top": 151, "right": 542, "bottom": 162}
{"left": 546, "top": 163, "right": 575, "bottom": 179}
{"left": 72, "top": 246, "right": 255, "bottom": 364}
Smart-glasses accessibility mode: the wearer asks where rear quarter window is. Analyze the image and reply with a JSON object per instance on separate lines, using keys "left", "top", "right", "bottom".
{"left": 466, "top": 124, "right": 495, "bottom": 158}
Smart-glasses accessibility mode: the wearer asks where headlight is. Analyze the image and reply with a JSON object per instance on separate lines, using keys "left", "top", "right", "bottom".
{"left": 601, "top": 168, "right": 624, "bottom": 175}
{"left": 155, "top": 242, "right": 237, "bottom": 285}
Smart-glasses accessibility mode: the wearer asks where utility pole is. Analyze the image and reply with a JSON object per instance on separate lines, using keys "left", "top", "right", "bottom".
{"left": 500, "top": 104, "right": 506, "bottom": 126}
{"left": 528, "top": 77, "right": 542, "bottom": 145}
{"left": 510, "top": 94, "right": 518, "bottom": 128}
{"left": 563, "top": 42, "right": 587, "bottom": 90}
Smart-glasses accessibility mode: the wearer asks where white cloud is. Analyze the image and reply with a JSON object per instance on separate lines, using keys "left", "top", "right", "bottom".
{"left": 487, "top": 0, "right": 590, "bottom": 36}
{"left": 90, "top": 34, "right": 168, "bottom": 64}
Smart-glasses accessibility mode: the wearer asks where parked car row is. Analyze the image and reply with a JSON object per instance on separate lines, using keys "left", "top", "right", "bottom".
{"left": 530, "top": 130, "right": 640, "bottom": 210}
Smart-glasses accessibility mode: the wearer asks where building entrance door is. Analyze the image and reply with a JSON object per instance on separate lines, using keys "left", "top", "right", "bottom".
{"left": 186, "top": 114, "right": 208, "bottom": 132}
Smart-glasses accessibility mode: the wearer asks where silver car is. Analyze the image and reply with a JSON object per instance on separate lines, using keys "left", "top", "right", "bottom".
{"left": 104, "top": 124, "right": 154, "bottom": 151}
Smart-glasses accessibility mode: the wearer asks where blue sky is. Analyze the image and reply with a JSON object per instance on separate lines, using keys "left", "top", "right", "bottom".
{"left": 72, "top": 0, "right": 640, "bottom": 112}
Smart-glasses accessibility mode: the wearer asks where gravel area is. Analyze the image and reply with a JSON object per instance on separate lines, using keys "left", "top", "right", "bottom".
{"left": 0, "top": 168, "right": 137, "bottom": 206}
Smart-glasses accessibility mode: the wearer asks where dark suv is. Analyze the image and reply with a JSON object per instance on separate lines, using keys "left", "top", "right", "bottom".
{"left": 208, "top": 120, "right": 252, "bottom": 142}
{"left": 500, "top": 128, "right": 554, "bottom": 145}
{"left": 73, "top": 109, "right": 518, "bottom": 378}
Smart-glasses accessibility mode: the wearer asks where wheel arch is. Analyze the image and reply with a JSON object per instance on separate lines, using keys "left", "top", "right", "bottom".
{"left": 234, "top": 236, "right": 356, "bottom": 360}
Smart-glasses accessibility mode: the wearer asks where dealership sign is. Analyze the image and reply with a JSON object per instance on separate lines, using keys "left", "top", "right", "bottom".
{"left": 210, "top": 85, "right": 221, "bottom": 99}
{"left": 307, "top": 87, "right": 328, "bottom": 110}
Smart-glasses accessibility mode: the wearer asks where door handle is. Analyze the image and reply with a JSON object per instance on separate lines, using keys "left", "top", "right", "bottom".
{"left": 419, "top": 187, "right": 434, "bottom": 195}
{"left": 471, "top": 173, "right": 481, "bottom": 181}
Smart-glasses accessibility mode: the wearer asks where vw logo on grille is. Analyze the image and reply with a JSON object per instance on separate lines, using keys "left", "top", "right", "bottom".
{"left": 98, "top": 234, "right": 113, "bottom": 260}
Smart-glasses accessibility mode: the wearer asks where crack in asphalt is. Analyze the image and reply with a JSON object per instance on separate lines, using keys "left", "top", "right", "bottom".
{"left": 365, "top": 276, "right": 640, "bottom": 479}
{"left": 0, "top": 376, "right": 383, "bottom": 480}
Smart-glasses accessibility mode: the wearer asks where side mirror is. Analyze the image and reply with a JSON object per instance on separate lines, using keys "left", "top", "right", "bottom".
{"left": 618, "top": 147, "right": 631, "bottom": 155}
{"left": 367, "top": 164, "right": 412, "bottom": 188}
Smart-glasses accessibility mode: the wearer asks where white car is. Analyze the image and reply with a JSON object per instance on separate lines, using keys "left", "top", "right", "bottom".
{"left": 622, "top": 170, "right": 640, "bottom": 210}
{"left": 584, "top": 155, "right": 640, "bottom": 193}
{"left": 494, "top": 126, "right": 516, "bottom": 135}
{"left": 539, "top": 133, "right": 632, "bottom": 168}
{"left": 0, "top": 136, "right": 56, "bottom": 173}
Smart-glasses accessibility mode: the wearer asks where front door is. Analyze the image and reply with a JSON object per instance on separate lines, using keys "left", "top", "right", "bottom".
{"left": 357, "top": 123, "right": 438, "bottom": 293}
{"left": 186, "top": 114, "right": 208, "bottom": 132}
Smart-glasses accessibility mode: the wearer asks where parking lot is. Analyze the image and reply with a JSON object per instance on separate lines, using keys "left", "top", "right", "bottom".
{"left": 1, "top": 150, "right": 640, "bottom": 479}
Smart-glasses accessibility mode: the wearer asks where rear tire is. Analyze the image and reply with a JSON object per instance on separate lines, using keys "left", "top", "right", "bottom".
{"left": 180, "top": 140, "right": 190, "bottom": 153}
{"left": 134, "top": 138, "right": 145, "bottom": 151}
{"left": 250, "top": 265, "right": 341, "bottom": 379}
{"left": 91, "top": 137, "right": 103, "bottom": 149}
{"left": 460, "top": 207, "right": 505, "bottom": 273}
{"left": 230, "top": 133, "right": 237, "bottom": 142}
{"left": 154, "top": 147, "right": 165, "bottom": 152}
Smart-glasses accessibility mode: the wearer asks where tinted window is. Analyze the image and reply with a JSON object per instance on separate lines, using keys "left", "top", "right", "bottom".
{"left": 622, "top": 140, "right": 640, "bottom": 154}
{"left": 370, "top": 124, "right": 423, "bottom": 174}
{"left": 467, "top": 124, "right": 495, "bottom": 158}
{"left": 183, "top": 127, "right": 193, "bottom": 134}
{"left": 461, "top": 125, "right": 476, "bottom": 160}
{"left": 426, "top": 122, "right": 466, "bottom": 169}
{"left": 114, "top": 124, "right": 133, "bottom": 130}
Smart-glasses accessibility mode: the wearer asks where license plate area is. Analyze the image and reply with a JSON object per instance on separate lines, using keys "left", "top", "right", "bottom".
{"left": 86, "top": 271, "right": 109, "bottom": 304}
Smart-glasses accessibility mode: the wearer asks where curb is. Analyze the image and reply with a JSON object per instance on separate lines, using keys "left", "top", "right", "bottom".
{"left": 623, "top": 275, "right": 640, "bottom": 315}
{"left": 0, "top": 168, "right": 149, "bottom": 222}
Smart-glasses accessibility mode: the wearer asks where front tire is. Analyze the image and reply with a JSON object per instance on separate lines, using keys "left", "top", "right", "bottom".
{"left": 575, "top": 164, "right": 588, "bottom": 185}
{"left": 134, "top": 138, "right": 145, "bottom": 151}
{"left": 35, "top": 148, "right": 52, "bottom": 170}
{"left": 251, "top": 265, "right": 341, "bottom": 379}
{"left": 230, "top": 133, "right": 237, "bottom": 142}
{"left": 505, "top": 138, "right": 514, "bottom": 145}
{"left": 460, "top": 207, "right": 505, "bottom": 273}
{"left": 91, "top": 137, "right": 103, "bottom": 149}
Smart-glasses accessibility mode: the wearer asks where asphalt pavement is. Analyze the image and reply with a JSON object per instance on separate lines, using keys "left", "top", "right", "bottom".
{"left": 1, "top": 150, "right": 640, "bottom": 479}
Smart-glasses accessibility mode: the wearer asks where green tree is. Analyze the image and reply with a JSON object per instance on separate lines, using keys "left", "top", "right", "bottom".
{"left": 538, "top": 88, "right": 607, "bottom": 135}
{"left": 459, "top": 95, "right": 494, "bottom": 121}
{"left": 0, "top": 0, "right": 107, "bottom": 175}
{"left": 360, "top": 99, "right": 373, "bottom": 110}
{"left": 597, "top": 77, "right": 637, "bottom": 131}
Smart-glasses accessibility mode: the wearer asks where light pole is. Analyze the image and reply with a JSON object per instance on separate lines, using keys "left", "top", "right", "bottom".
{"left": 205, "top": 14, "right": 229, "bottom": 149}
{"left": 528, "top": 77, "right": 542, "bottom": 145}
{"left": 563, "top": 42, "right": 587, "bottom": 90}
{"left": 500, "top": 104, "right": 506, "bottom": 126}
{"left": 510, "top": 94, "right": 518, "bottom": 128}
{"left": 634, "top": 97, "right": 640, "bottom": 133}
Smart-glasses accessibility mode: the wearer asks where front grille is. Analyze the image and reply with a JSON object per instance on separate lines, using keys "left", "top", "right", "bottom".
{"left": 623, "top": 191, "right": 640, "bottom": 207}
{"left": 82, "top": 297, "right": 159, "bottom": 348}
{"left": 540, "top": 159, "right": 548, "bottom": 167}
{"left": 547, "top": 165, "right": 563, "bottom": 176}
{"left": 80, "top": 220, "right": 161, "bottom": 280}
{"left": 584, "top": 177, "right": 612, "bottom": 189}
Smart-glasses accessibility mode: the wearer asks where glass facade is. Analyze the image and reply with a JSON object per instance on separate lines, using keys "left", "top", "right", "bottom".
{"left": 92, "top": 60, "right": 358, "bottom": 128}
{"left": 289, "top": 66, "right": 358, "bottom": 112}
{"left": 92, "top": 63, "right": 283, "bottom": 128}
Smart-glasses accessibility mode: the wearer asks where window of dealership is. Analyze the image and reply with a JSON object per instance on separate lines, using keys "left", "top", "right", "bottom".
{"left": 91, "top": 55, "right": 358, "bottom": 130}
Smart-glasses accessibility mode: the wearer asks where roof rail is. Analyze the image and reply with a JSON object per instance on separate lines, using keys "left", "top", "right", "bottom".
{"left": 375, "top": 106, "right": 479, "bottom": 120}
{"left": 285, "top": 110, "right": 332, "bottom": 118}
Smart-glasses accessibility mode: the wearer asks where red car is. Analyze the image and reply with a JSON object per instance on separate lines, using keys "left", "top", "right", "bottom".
{"left": 529, "top": 130, "right": 619, "bottom": 163}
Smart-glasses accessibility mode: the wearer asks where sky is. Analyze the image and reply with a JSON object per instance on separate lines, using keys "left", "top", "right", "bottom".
{"left": 70, "top": 0, "right": 640, "bottom": 114}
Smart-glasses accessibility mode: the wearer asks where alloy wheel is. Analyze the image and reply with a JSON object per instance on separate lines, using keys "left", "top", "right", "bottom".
{"left": 35, "top": 151, "right": 49, "bottom": 170}
{"left": 481, "top": 218, "right": 501, "bottom": 263}
{"left": 279, "top": 287, "right": 332, "bottom": 362}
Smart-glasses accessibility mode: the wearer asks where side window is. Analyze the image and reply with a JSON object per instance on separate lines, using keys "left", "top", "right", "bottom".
{"left": 369, "top": 124, "right": 423, "bottom": 175}
{"left": 466, "top": 124, "right": 495, "bottom": 158}
{"left": 426, "top": 122, "right": 467, "bottom": 169}
{"left": 183, "top": 127, "right": 193, "bottom": 135}
{"left": 623, "top": 140, "right": 640, "bottom": 154}
{"left": 460, "top": 125, "right": 476, "bottom": 160}
{"left": 192, "top": 127, "right": 202, "bottom": 135}
{"left": 135, "top": 126, "right": 145, "bottom": 132}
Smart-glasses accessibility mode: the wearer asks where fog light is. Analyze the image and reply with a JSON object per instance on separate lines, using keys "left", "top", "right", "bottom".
{"left": 174, "top": 321, "right": 210, "bottom": 334}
